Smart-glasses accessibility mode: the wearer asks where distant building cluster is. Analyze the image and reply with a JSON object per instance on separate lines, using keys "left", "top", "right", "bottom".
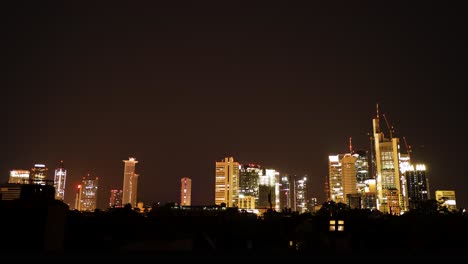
{"left": 214, "top": 157, "right": 313, "bottom": 214}
{"left": 0, "top": 106, "right": 461, "bottom": 214}
{"left": 326, "top": 105, "right": 458, "bottom": 214}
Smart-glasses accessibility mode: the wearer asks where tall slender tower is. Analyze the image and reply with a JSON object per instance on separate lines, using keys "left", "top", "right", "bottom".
{"left": 122, "top": 157, "right": 139, "bottom": 207}
{"left": 180, "top": 177, "right": 192, "bottom": 206}
{"left": 215, "top": 157, "right": 240, "bottom": 207}
{"left": 54, "top": 160, "right": 67, "bottom": 201}
{"left": 373, "top": 104, "right": 402, "bottom": 213}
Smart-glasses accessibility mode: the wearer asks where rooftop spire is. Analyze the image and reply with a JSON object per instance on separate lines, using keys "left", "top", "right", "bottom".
{"left": 349, "top": 137, "right": 353, "bottom": 153}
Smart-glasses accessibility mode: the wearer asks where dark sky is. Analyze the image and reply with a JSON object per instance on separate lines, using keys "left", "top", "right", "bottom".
{"left": 2, "top": 2, "right": 467, "bottom": 210}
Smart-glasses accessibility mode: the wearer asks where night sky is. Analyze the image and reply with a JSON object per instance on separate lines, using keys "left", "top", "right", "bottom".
{"left": 2, "top": 2, "right": 467, "bottom": 210}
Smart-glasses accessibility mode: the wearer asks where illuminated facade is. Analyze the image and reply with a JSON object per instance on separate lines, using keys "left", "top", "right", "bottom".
{"left": 30, "top": 164, "right": 48, "bottom": 185}
{"left": 328, "top": 155, "right": 343, "bottom": 203}
{"left": 53, "top": 160, "right": 67, "bottom": 201}
{"left": 215, "top": 157, "right": 239, "bottom": 207}
{"left": 294, "top": 176, "right": 308, "bottom": 213}
{"left": 109, "top": 189, "right": 123, "bottom": 208}
{"left": 180, "top": 177, "right": 192, "bottom": 206}
{"left": 238, "top": 164, "right": 261, "bottom": 206}
{"left": 279, "top": 175, "right": 292, "bottom": 210}
{"left": 122, "top": 157, "right": 139, "bottom": 207}
{"left": 435, "top": 190, "right": 457, "bottom": 212}
{"left": 372, "top": 107, "right": 402, "bottom": 213}
{"left": 258, "top": 169, "right": 278, "bottom": 210}
{"left": 329, "top": 151, "right": 368, "bottom": 206}
{"left": 342, "top": 154, "right": 358, "bottom": 204}
{"left": 405, "top": 164, "right": 429, "bottom": 210}
{"left": 8, "top": 170, "right": 30, "bottom": 184}
{"left": 76, "top": 174, "right": 99, "bottom": 211}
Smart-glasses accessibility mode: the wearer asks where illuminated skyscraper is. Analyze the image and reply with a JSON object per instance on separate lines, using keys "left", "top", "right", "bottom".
{"left": 238, "top": 164, "right": 261, "bottom": 208}
{"left": 122, "top": 157, "right": 139, "bottom": 207}
{"left": 279, "top": 175, "right": 292, "bottom": 210}
{"left": 328, "top": 155, "right": 343, "bottom": 203}
{"left": 404, "top": 164, "right": 429, "bottom": 210}
{"left": 54, "top": 160, "right": 67, "bottom": 201}
{"left": 109, "top": 190, "right": 123, "bottom": 208}
{"left": 372, "top": 105, "right": 402, "bottom": 213}
{"left": 258, "top": 168, "right": 278, "bottom": 210}
{"left": 8, "top": 170, "right": 30, "bottom": 184}
{"left": 215, "top": 157, "right": 239, "bottom": 207}
{"left": 76, "top": 174, "right": 98, "bottom": 211}
{"left": 294, "top": 175, "right": 308, "bottom": 213}
{"left": 180, "top": 177, "right": 192, "bottom": 206}
{"left": 30, "top": 164, "right": 48, "bottom": 185}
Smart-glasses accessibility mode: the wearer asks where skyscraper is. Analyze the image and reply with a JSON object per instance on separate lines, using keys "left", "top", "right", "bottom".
{"left": 215, "top": 157, "right": 239, "bottom": 207}
{"left": 76, "top": 174, "right": 99, "bottom": 211}
{"left": 30, "top": 164, "right": 48, "bottom": 185}
{"left": 405, "top": 164, "right": 429, "bottom": 210}
{"left": 238, "top": 164, "right": 261, "bottom": 208}
{"left": 109, "top": 190, "right": 123, "bottom": 208}
{"left": 122, "top": 157, "right": 139, "bottom": 207}
{"left": 180, "top": 177, "right": 192, "bottom": 206}
{"left": 372, "top": 105, "right": 402, "bottom": 213}
{"left": 54, "top": 160, "right": 67, "bottom": 201}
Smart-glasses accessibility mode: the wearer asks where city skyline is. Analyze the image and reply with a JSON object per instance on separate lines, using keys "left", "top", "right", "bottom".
{"left": 3, "top": 3, "right": 467, "bottom": 210}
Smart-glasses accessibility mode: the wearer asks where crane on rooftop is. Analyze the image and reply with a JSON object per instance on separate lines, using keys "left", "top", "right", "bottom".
{"left": 382, "top": 113, "right": 394, "bottom": 139}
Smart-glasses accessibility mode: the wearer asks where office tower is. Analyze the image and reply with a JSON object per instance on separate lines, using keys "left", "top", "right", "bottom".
{"left": 238, "top": 164, "right": 261, "bottom": 209}
{"left": 76, "top": 174, "right": 99, "bottom": 211}
{"left": 30, "top": 164, "right": 48, "bottom": 185}
{"left": 53, "top": 160, "right": 67, "bottom": 201}
{"left": 8, "top": 170, "right": 30, "bottom": 184}
{"left": 215, "top": 157, "right": 240, "bottom": 207}
{"left": 328, "top": 155, "right": 343, "bottom": 203}
{"left": 109, "top": 190, "right": 123, "bottom": 208}
{"left": 294, "top": 175, "right": 308, "bottom": 213}
{"left": 342, "top": 154, "right": 358, "bottom": 204}
{"left": 354, "top": 150, "right": 369, "bottom": 194}
{"left": 279, "top": 175, "right": 291, "bottom": 210}
{"left": 180, "top": 177, "right": 192, "bottom": 206}
{"left": 258, "top": 169, "right": 278, "bottom": 210}
{"left": 372, "top": 105, "right": 402, "bottom": 213}
{"left": 405, "top": 164, "right": 429, "bottom": 210}
{"left": 435, "top": 190, "right": 457, "bottom": 212}
{"left": 122, "top": 157, "right": 139, "bottom": 207}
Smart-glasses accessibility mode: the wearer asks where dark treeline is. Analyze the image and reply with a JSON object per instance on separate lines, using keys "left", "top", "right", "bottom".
{"left": 2, "top": 198, "right": 468, "bottom": 261}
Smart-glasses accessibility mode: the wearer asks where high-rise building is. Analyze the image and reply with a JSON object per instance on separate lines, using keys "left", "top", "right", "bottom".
{"left": 8, "top": 170, "right": 30, "bottom": 184}
{"left": 294, "top": 175, "right": 308, "bottom": 213}
{"left": 109, "top": 190, "right": 123, "bottom": 208}
{"left": 372, "top": 106, "right": 403, "bottom": 213}
{"left": 342, "top": 154, "right": 358, "bottom": 204}
{"left": 76, "top": 174, "right": 99, "bottom": 211}
{"left": 53, "top": 160, "right": 67, "bottom": 201}
{"left": 258, "top": 169, "right": 278, "bottom": 210}
{"left": 404, "top": 164, "right": 429, "bottom": 210}
{"left": 328, "top": 155, "right": 343, "bottom": 203}
{"left": 180, "top": 177, "right": 192, "bottom": 206}
{"left": 30, "top": 164, "right": 48, "bottom": 185}
{"left": 435, "top": 190, "right": 457, "bottom": 212}
{"left": 215, "top": 157, "right": 240, "bottom": 207}
{"left": 238, "top": 164, "right": 261, "bottom": 207}
{"left": 122, "top": 157, "right": 139, "bottom": 207}
{"left": 279, "top": 175, "right": 292, "bottom": 210}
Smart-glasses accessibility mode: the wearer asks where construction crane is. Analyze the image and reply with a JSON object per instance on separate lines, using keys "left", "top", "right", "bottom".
{"left": 382, "top": 113, "right": 394, "bottom": 139}
{"left": 403, "top": 136, "right": 412, "bottom": 157}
